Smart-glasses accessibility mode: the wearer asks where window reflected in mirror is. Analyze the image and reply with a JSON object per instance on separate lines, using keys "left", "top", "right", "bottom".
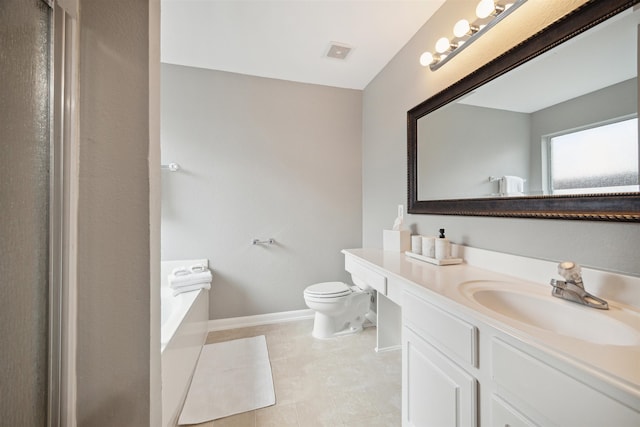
{"left": 546, "top": 117, "right": 639, "bottom": 195}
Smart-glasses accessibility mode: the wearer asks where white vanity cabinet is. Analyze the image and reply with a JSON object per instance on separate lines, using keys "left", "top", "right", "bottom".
{"left": 344, "top": 252, "right": 403, "bottom": 352}
{"left": 403, "top": 327, "right": 477, "bottom": 426}
{"left": 490, "top": 337, "right": 640, "bottom": 427}
{"left": 341, "top": 249, "right": 640, "bottom": 427}
{"left": 403, "top": 289, "right": 478, "bottom": 427}
{"left": 401, "top": 288, "right": 640, "bottom": 427}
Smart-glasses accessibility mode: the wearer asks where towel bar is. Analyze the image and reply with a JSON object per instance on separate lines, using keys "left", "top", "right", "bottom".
{"left": 252, "top": 238, "right": 275, "bottom": 245}
{"left": 161, "top": 162, "right": 180, "bottom": 172}
{"left": 489, "top": 175, "right": 527, "bottom": 183}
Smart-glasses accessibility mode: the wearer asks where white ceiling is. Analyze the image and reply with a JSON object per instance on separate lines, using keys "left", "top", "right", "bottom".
{"left": 161, "top": 0, "right": 446, "bottom": 90}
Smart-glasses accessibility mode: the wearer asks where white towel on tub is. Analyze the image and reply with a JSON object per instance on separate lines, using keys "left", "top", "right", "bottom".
{"left": 169, "top": 270, "right": 213, "bottom": 288}
{"left": 172, "top": 282, "right": 211, "bottom": 296}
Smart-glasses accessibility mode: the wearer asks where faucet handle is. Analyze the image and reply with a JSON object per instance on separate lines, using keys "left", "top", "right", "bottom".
{"left": 557, "top": 261, "right": 582, "bottom": 283}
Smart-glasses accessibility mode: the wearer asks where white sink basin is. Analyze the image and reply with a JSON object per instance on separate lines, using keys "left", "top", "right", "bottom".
{"left": 459, "top": 280, "right": 640, "bottom": 346}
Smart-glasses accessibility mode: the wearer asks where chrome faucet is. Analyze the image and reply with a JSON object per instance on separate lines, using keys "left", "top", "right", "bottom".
{"left": 549, "top": 261, "right": 609, "bottom": 310}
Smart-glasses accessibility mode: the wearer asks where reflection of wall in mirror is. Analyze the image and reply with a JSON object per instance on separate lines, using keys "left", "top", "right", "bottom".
{"left": 530, "top": 78, "right": 637, "bottom": 196}
{"left": 417, "top": 103, "right": 529, "bottom": 200}
{"left": 417, "top": 78, "right": 637, "bottom": 200}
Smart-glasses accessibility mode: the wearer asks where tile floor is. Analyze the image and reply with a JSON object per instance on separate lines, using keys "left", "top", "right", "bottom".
{"left": 191, "top": 319, "right": 401, "bottom": 427}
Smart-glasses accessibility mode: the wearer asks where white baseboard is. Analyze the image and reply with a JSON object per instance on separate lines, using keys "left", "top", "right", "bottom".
{"left": 375, "top": 344, "right": 402, "bottom": 353}
{"left": 208, "top": 309, "right": 315, "bottom": 332}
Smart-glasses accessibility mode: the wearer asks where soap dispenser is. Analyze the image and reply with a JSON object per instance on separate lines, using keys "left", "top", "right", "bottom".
{"left": 435, "top": 228, "right": 451, "bottom": 260}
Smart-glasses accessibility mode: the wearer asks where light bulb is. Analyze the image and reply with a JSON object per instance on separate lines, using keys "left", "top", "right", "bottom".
{"left": 435, "top": 37, "right": 451, "bottom": 54}
{"left": 453, "top": 19, "right": 471, "bottom": 38}
{"left": 419, "top": 52, "right": 435, "bottom": 67}
{"left": 476, "top": 0, "right": 495, "bottom": 19}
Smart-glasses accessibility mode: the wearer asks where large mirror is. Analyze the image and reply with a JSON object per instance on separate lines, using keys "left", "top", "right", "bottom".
{"left": 408, "top": 0, "right": 640, "bottom": 221}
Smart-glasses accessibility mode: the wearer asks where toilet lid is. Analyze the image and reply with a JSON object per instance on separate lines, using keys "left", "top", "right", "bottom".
{"left": 304, "top": 282, "right": 351, "bottom": 298}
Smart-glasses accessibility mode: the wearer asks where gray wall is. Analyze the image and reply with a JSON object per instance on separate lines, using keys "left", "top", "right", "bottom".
{"left": 161, "top": 64, "right": 362, "bottom": 319}
{"left": 418, "top": 103, "right": 530, "bottom": 199}
{"left": 77, "top": 1, "right": 151, "bottom": 424}
{"left": 363, "top": 0, "right": 640, "bottom": 276}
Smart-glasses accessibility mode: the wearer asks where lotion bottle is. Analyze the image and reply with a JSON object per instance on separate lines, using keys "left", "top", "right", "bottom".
{"left": 435, "top": 228, "right": 451, "bottom": 260}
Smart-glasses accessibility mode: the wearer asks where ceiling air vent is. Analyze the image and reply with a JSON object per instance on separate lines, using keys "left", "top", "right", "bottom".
{"left": 326, "top": 42, "right": 352, "bottom": 60}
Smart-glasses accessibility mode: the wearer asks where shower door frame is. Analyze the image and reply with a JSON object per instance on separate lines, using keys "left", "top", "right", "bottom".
{"left": 49, "top": 0, "right": 79, "bottom": 425}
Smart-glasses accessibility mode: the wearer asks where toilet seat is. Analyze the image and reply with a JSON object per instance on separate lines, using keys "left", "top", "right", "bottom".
{"left": 304, "top": 282, "right": 352, "bottom": 298}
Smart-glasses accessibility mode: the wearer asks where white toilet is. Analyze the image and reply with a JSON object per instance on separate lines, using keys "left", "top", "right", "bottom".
{"left": 303, "top": 281, "right": 372, "bottom": 339}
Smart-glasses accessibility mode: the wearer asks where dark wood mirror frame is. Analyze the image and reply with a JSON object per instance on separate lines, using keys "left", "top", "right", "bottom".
{"left": 408, "top": 0, "right": 640, "bottom": 221}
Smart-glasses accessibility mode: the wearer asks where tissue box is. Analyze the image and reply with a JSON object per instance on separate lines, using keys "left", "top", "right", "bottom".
{"left": 383, "top": 229, "right": 411, "bottom": 252}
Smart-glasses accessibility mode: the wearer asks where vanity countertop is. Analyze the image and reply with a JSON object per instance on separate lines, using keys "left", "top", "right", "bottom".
{"left": 342, "top": 248, "right": 640, "bottom": 399}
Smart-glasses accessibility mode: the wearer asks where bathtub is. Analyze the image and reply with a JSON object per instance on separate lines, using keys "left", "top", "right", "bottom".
{"left": 161, "top": 259, "right": 210, "bottom": 427}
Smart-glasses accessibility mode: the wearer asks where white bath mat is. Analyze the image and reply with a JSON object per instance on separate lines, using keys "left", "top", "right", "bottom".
{"left": 178, "top": 335, "right": 275, "bottom": 425}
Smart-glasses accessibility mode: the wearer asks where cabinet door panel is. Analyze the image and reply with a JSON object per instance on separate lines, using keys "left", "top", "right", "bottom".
{"left": 404, "top": 327, "right": 477, "bottom": 427}
{"left": 491, "top": 395, "right": 538, "bottom": 427}
{"left": 492, "top": 338, "right": 640, "bottom": 426}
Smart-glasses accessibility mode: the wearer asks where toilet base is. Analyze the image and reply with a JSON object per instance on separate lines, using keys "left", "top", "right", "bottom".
{"left": 311, "top": 310, "right": 369, "bottom": 339}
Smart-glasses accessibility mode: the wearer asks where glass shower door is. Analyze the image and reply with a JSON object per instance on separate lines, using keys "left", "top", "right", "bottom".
{"left": 0, "top": 0, "right": 52, "bottom": 424}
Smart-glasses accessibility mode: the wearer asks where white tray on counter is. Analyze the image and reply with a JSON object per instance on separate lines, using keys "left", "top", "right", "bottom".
{"left": 404, "top": 251, "right": 463, "bottom": 266}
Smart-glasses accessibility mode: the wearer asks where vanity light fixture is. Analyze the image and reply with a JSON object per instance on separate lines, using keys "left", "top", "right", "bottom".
{"left": 476, "top": 0, "right": 505, "bottom": 19}
{"left": 453, "top": 19, "right": 479, "bottom": 38}
{"left": 420, "top": 0, "right": 526, "bottom": 71}
{"left": 435, "top": 36, "right": 455, "bottom": 54}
